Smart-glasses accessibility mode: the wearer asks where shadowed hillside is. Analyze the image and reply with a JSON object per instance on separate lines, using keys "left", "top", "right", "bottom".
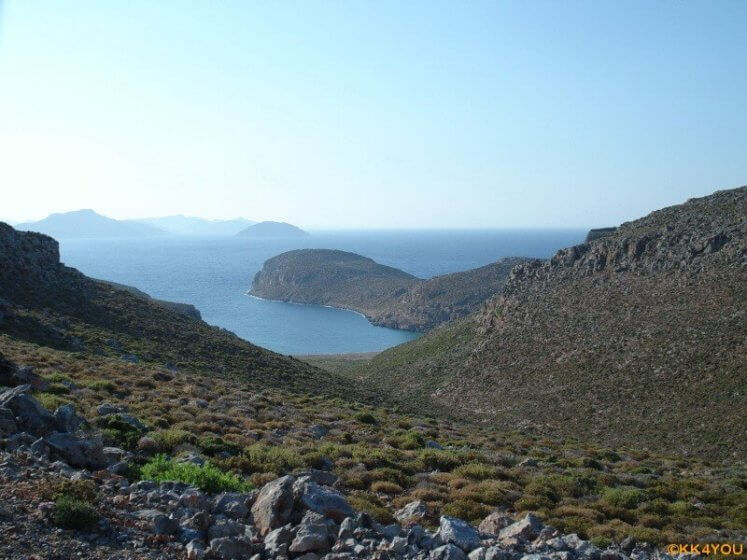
{"left": 0, "top": 222, "right": 343, "bottom": 395}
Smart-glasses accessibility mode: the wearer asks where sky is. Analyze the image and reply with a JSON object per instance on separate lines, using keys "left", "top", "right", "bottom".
{"left": 0, "top": 1, "right": 745, "bottom": 228}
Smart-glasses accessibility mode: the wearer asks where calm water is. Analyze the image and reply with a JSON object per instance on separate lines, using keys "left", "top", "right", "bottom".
{"left": 59, "top": 229, "right": 585, "bottom": 355}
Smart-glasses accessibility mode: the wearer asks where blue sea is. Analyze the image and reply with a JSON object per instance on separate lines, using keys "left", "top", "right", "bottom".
{"left": 58, "top": 230, "right": 586, "bottom": 355}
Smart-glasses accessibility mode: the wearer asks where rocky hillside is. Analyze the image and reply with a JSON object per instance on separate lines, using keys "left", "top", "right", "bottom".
{"left": 251, "top": 250, "right": 535, "bottom": 331}
{"left": 0, "top": 222, "right": 340, "bottom": 396}
{"left": 353, "top": 186, "right": 747, "bottom": 458}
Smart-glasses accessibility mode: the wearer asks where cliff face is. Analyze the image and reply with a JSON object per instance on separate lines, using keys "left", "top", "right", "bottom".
{"left": 358, "top": 186, "right": 747, "bottom": 458}
{"left": 0, "top": 223, "right": 62, "bottom": 291}
{"left": 251, "top": 249, "right": 535, "bottom": 331}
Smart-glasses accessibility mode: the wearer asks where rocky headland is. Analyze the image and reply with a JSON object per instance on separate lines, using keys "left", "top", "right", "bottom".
{"left": 250, "top": 250, "right": 535, "bottom": 331}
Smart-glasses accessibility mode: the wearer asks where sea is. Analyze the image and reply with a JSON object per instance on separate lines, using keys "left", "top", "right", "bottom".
{"left": 58, "top": 229, "right": 586, "bottom": 355}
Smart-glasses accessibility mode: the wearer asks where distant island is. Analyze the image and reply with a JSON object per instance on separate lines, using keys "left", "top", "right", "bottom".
{"left": 236, "top": 221, "right": 309, "bottom": 238}
{"left": 16, "top": 209, "right": 164, "bottom": 239}
{"left": 137, "top": 215, "right": 255, "bottom": 236}
{"left": 250, "top": 249, "right": 535, "bottom": 331}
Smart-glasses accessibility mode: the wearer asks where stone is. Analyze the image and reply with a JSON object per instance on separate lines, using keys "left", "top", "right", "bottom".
{"left": 296, "top": 468, "right": 338, "bottom": 487}
{"left": 499, "top": 514, "right": 544, "bottom": 541}
{"left": 207, "top": 516, "right": 247, "bottom": 540}
{"left": 296, "top": 478, "right": 355, "bottom": 521}
{"left": 179, "top": 488, "right": 209, "bottom": 510}
{"left": 289, "top": 521, "right": 330, "bottom": 554}
{"left": 209, "top": 536, "right": 257, "bottom": 560}
{"left": 213, "top": 492, "right": 250, "bottom": 519}
{"left": 426, "top": 440, "right": 444, "bottom": 449}
{"left": 620, "top": 537, "right": 636, "bottom": 553}
{"left": 53, "top": 403, "right": 84, "bottom": 433}
{"left": 431, "top": 543, "right": 468, "bottom": 560}
{"left": 485, "top": 548, "right": 514, "bottom": 560}
{"left": 439, "top": 516, "right": 481, "bottom": 552}
{"left": 186, "top": 539, "right": 206, "bottom": 560}
{"left": 338, "top": 517, "right": 355, "bottom": 540}
{"left": 153, "top": 514, "right": 179, "bottom": 535}
{"left": 102, "top": 447, "right": 127, "bottom": 465}
{"left": 478, "top": 511, "right": 514, "bottom": 535}
{"left": 251, "top": 475, "right": 295, "bottom": 535}
{"left": 395, "top": 500, "right": 428, "bottom": 523}
{"left": 469, "top": 548, "right": 487, "bottom": 560}
{"left": 30, "top": 437, "right": 50, "bottom": 458}
{"left": 310, "top": 424, "right": 328, "bottom": 439}
{"left": 391, "top": 536, "right": 409, "bottom": 555}
{"left": 264, "top": 524, "right": 292, "bottom": 556}
{"left": 0, "top": 386, "right": 57, "bottom": 436}
{"left": 520, "top": 556, "right": 551, "bottom": 560}
{"left": 97, "top": 402, "right": 124, "bottom": 416}
{"left": 116, "top": 413, "right": 145, "bottom": 431}
{"left": 45, "top": 432, "right": 108, "bottom": 469}
{"left": 0, "top": 407, "right": 18, "bottom": 437}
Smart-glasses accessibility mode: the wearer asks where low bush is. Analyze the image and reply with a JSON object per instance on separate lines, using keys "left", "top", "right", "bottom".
{"left": 139, "top": 454, "right": 252, "bottom": 493}
{"left": 53, "top": 497, "right": 98, "bottom": 530}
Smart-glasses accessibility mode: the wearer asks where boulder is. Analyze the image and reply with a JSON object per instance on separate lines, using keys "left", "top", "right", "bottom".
{"left": 439, "top": 516, "right": 481, "bottom": 552}
{"left": 395, "top": 500, "right": 428, "bottom": 523}
{"left": 186, "top": 539, "right": 206, "bottom": 560}
{"left": 53, "top": 404, "right": 85, "bottom": 433}
{"left": 45, "top": 432, "right": 107, "bottom": 469}
{"left": 207, "top": 516, "right": 247, "bottom": 540}
{"left": 289, "top": 521, "right": 330, "bottom": 554}
{"left": 213, "top": 492, "right": 251, "bottom": 519}
{"left": 296, "top": 478, "right": 354, "bottom": 521}
{"left": 0, "top": 385, "right": 57, "bottom": 436}
{"left": 431, "top": 543, "right": 468, "bottom": 560}
{"left": 97, "top": 403, "right": 124, "bottom": 416}
{"left": 251, "top": 475, "right": 295, "bottom": 535}
{"left": 153, "top": 514, "right": 179, "bottom": 536}
{"left": 0, "top": 407, "right": 18, "bottom": 437}
{"left": 264, "top": 524, "right": 292, "bottom": 556}
{"left": 478, "top": 511, "right": 514, "bottom": 535}
{"left": 499, "top": 514, "right": 544, "bottom": 541}
{"left": 209, "top": 536, "right": 257, "bottom": 560}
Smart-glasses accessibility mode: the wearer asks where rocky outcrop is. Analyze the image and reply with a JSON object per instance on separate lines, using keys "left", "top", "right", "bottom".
{"left": 96, "top": 280, "right": 202, "bottom": 320}
{"left": 358, "top": 186, "right": 747, "bottom": 458}
{"left": 251, "top": 249, "right": 536, "bottom": 331}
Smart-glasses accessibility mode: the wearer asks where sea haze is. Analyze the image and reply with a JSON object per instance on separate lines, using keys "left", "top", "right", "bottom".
{"left": 59, "top": 229, "right": 586, "bottom": 355}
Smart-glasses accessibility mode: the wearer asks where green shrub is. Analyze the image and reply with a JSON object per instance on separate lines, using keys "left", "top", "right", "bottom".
{"left": 590, "top": 536, "right": 612, "bottom": 549}
{"left": 198, "top": 436, "right": 241, "bottom": 457}
{"left": 99, "top": 415, "right": 145, "bottom": 451}
{"left": 453, "top": 462, "right": 502, "bottom": 480}
{"left": 36, "top": 393, "right": 70, "bottom": 412}
{"left": 602, "top": 487, "right": 647, "bottom": 509}
{"left": 442, "top": 499, "right": 492, "bottom": 524}
{"left": 355, "top": 412, "right": 378, "bottom": 425}
{"left": 417, "top": 449, "right": 464, "bottom": 471}
{"left": 151, "top": 429, "right": 196, "bottom": 451}
{"left": 140, "top": 454, "right": 252, "bottom": 493}
{"left": 53, "top": 496, "right": 98, "bottom": 530}
{"left": 236, "top": 444, "right": 303, "bottom": 475}
{"left": 46, "top": 383, "right": 71, "bottom": 395}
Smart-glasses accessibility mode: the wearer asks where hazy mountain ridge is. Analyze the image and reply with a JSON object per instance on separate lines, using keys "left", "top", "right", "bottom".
{"left": 251, "top": 249, "right": 536, "bottom": 331}
{"left": 16, "top": 209, "right": 165, "bottom": 239}
{"left": 137, "top": 215, "right": 255, "bottom": 236}
{"left": 354, "top": 186, "right": 747, "bottom": 458}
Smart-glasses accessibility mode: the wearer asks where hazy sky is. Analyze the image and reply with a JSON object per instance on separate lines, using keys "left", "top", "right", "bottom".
{"left": 1, "top": 1, "right": 745, "bottom": 228}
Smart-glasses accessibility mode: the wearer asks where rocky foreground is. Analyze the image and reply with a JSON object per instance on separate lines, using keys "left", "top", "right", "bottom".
{"left": 2, "top": 366, "right": 679, "bottom": 560}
